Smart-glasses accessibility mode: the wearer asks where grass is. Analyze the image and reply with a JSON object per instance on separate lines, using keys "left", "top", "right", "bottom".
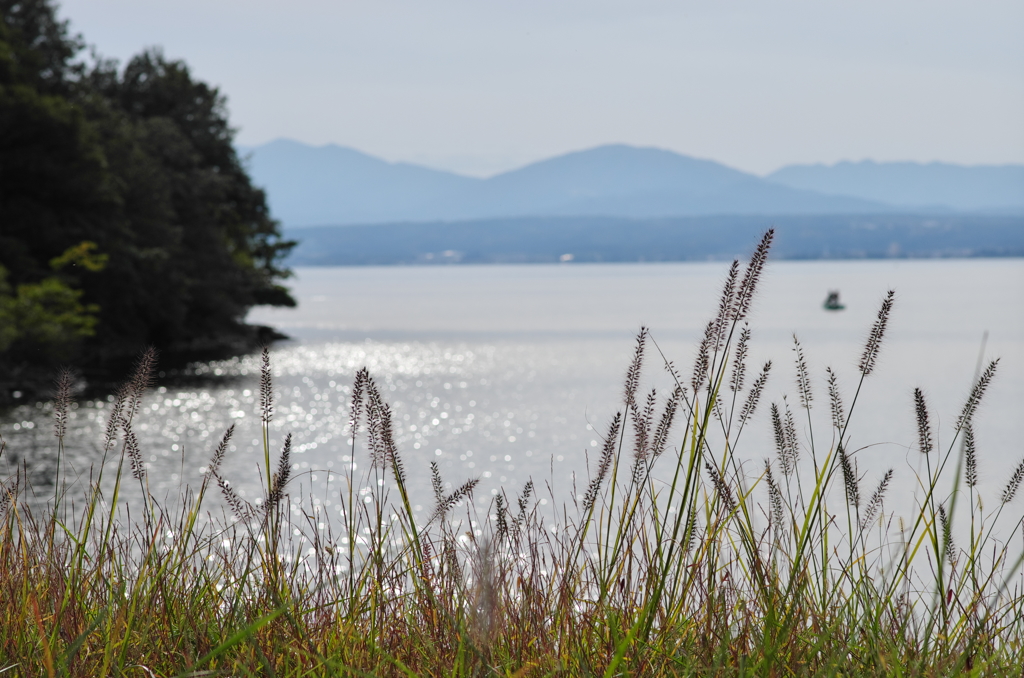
{"left": 2, "top": 229, "right": 1024, "bottom": 676}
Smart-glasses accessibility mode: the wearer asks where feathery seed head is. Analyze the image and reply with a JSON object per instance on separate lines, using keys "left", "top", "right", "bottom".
{"left": 826, "top": 367, "right": 846, "bottom": 432}
{"left": 259, "top": 346, "right": 274, "bottom": 424}
{"left": 957, "top": 358, "right": 999, "bottom": 430}
{"left": 771, "top": 403, "right": 790, "bottom": 476}
{"left": 102, "top": 383, "right": 128, "bottom": 454}
{"left": 838, "top": 444, "right": 860, "bottom": 509}
{"left": 216, "top": 473, "right": 254, "bottom": 521}
{"left": 428, "top": 460, "right": 479, "bottom": 524}
{"left": 938, "top": 504, "right": 956, "bottom": 567}
{"left": 683, "top": 511, "right": 699, "bottom": 555}
{"left": 266, "top": 432, "right": 293, "bottom": 509}
{"left": 430, "top": 461, "right": 445, "bottom": 506}
{"left": 964, "top": 422, "right": 977, "bottom": 488}
{"left": 207, "top": 424, "right": 236, "bottom": 477}
{"left": 53, "top": 367, "right": 74, "bottom": 440}
{"left": 631, "top": 387, "right": 657, "bottom": 471}
{"left": 349, "top": 367, "right": 370, "bottom": 436}
{"left": 733, "top": 229, "right": 774, "bottom": 321}
{"left": 859, "top": 290, "right": 895, "bottom": 376}
{"left": 705, "top": 461, "right": 736, "bottom": 513}
{"left": 792, "top": 335, "right": 812, "bottom": 410}
{"left": 772, "top": 398, "right": 800, "bottom": 475}
{"left": 123, "top": 347, "right": 157, "bottom": 427}
{"left": 583, "top": 411, "right": 621, "bottom": 513}
{"left": 713, "top": 260, "right": 740, "bottom": 350}
{"left": 860, "top": 469, "right": 893, "bottom": 531}
{"left": 730, "top": 324, "right": 751, "bottom": 393}
{"left": 764, "top": 460, "right": 785, "bottom": 535}
{"left": 650, "top": 386, "right": 683, "bottom": 461}
{"left": 124, "top": 422, "right": 145, "bottom": 482}
{"left": 914, "top": 388, "right": 933, "bottom": 455}
{"left": 515, "top": 480, "right": 533, "bottom": 526}
{"left": 364, "top": 374, "right": 404, "bottom": 484}
{"left": 692, "top": 320, "right": 714, "bottom": 392}
{"left": 1001, "top": 458, "right": 1024, "bottom": 505}
{"left": 623, "top": 327, "right": 647, "bottom": 407}
{"left": 739, "top": 361, "right": 771, "bottom": 426}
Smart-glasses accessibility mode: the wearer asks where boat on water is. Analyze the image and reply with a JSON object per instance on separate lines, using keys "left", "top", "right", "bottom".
{"left": 823, "top": 291, "right": 845, "bottom": 311}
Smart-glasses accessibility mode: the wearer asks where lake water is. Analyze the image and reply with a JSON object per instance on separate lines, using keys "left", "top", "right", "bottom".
{"left": 3, "top": 257, "right": 1023, "bottom": 529}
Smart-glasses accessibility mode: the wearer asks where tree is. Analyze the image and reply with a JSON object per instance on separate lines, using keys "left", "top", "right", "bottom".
{"left": 1, "top": 0, "right": 295, "bottom": 400}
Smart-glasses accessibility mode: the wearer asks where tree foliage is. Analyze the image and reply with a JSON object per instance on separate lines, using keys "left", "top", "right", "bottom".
{"left": 0, "top": 0, "right": 294, "bottom": 396}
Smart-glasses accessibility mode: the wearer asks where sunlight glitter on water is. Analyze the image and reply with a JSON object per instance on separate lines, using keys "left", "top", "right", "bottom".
{"left": 3, "top": 258, "right": 1023, "bottom": 537}
{"left": 1, "top": 339, "right": 615, "bottom": 519}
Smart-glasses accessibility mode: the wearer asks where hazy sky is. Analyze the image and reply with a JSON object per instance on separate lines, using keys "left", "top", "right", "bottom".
{"left": 60, "top": 0, "right": 1024, "bottom": 176}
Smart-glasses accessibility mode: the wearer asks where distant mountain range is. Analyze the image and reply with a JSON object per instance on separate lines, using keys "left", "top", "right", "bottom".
{"left": 238, "top": 139, "right": 1024, "bottom": 228}
{"left": 766, "top": 161, "right": 1024, "bottom": 213}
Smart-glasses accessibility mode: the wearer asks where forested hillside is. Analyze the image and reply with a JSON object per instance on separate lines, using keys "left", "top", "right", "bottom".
{"left": 0, "top": 0, "right": 294, "bottom": 402}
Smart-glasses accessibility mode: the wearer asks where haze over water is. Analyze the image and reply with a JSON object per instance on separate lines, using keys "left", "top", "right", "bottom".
{"left": 3, "top": 258, "right": 1023, "bottom": 529}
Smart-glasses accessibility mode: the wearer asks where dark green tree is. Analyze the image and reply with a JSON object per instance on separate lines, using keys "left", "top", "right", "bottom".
{"left": 1, "top": 0, "right": 295, "bottom": 400}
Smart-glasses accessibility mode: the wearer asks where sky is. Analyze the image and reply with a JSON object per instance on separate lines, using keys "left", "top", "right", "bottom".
{"left": 59, "top": 0, "right": 1024, "bottom": 177}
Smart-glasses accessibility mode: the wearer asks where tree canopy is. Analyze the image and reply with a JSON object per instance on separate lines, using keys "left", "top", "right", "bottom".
{"left": 1, "top": 0, "right": 295, "bottom": 401}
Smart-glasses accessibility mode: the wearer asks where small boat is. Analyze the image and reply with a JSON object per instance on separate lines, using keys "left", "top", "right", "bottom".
{"left": 823, "top": 291, "right": 845, "bottom": 311}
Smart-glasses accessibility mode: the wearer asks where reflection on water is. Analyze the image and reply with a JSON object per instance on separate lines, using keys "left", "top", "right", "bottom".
{"left": 2, "top": 258, "right": 1023, "bottom": 533}
{"left": 1, "top": 341, "right": 618, "bottom": 517}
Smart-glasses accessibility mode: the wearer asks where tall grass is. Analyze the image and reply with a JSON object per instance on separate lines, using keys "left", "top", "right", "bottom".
{"left": 2, "top": 230, "right": 1023, "bottom": 676}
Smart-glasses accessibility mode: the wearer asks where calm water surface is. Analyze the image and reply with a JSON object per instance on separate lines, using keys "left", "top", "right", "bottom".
{"left": 3, "top": 258, "right": 1023, "bottom": 525}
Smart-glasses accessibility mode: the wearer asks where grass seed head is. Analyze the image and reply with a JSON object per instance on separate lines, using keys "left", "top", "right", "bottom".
{"left": 713, "top": 260, "right": 740, "bottom": 350}
{"left": 266, "top": 432, "right": 293, "bottom": 510}
{"left": 792, "top": 335, "right": 812, "bottom": 410}
{"left": 733, "top": 228, "right": 774, "bottom": 321}
{"left": 964, "top": 422, "right": 977, "bottom": 488}
{"left": 957, "top": 358, "right": 999, "bottom": 430}
{"left": 52, "top": 367, "right": 74, "bottom": 441}
{"left": 124, "top": 422, "right": 145, "bottom": 482}
{"left": 764, "top": 459, "right": 786, "bottom": 536}
{"left": 938, "top": 504, "right": 956, "bottom": 567}
{"left": 730, "top": 324, "right": 751, "bottom": 393}
{"left": 705, "top": 461, "right": 736, "bottom": 514}
{"left": 650, "top": 386, "right": 683, "bottom": 461}
{"left": 859, "top": 290, "right": 895, "bottom": 376}
{"left": 860, "top": 469, "right": 893, "bottom": 531}
{"left": 259, "top": 346, "right": 274, "bottom": 424}
{"left": 207, "top": 424, "right": 236, "bottom": 477}
{"left": 914, "top": 388, "right": 933, "bottom": 455}
{"left": 739, "top": 361, "right": 771, "bottom": 426}
{"left": 582, "top": 411, "right": 621, "bottom": 513}
{"left": 1001, "top": 458, "right": 1024, "bottom": 505}
{"left": 839, "top": 444, "right": 860, "bottom": 509}
{"left": 692, "top": 320, "right": 714, "bottom": 393}
{"left": 826, "top": 367, "right": 846, "bottom": 432}
{"left": 623, "top": 327, "right": 647, "bottom": 408}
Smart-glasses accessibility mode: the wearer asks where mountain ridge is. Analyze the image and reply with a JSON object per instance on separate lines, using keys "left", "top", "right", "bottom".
{"left": 766, "top": 160, "right": 1024, "bottom": 213}
{"left": 237, "top": 139, "right": 1024, "bottom": 227}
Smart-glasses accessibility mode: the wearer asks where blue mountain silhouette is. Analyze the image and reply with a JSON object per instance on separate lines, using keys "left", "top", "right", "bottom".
{"left": 240, "top": 140, "right": 886, "bottom": 226}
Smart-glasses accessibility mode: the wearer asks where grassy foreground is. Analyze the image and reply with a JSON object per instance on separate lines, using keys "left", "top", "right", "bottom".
{"left": 2, "top": 230, "right": 1023, "bottom": 676}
